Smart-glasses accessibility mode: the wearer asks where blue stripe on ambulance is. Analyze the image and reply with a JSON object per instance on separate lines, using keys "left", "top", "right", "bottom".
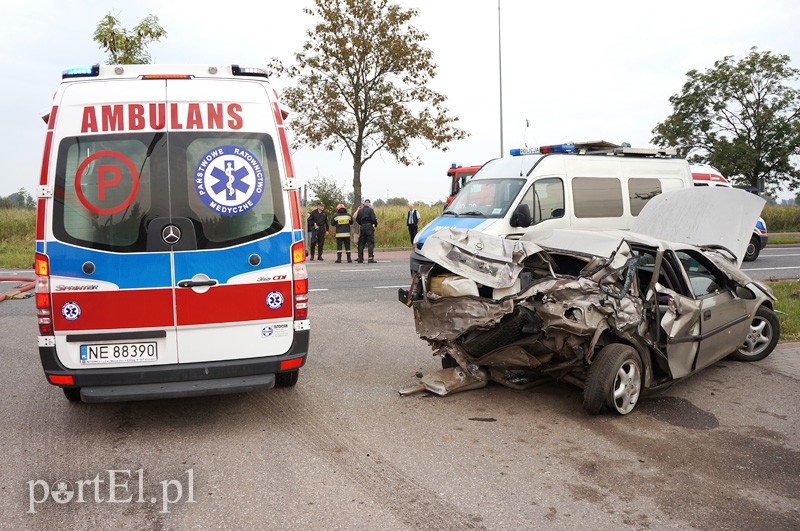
{"left": 45, "top": 241, "right": 172, "bottom": 289}
{"left": 173, "top": 231, "right": 293, "bottom": 284}
{"left": 293, "top": 229, "right": 304, "bottom": 243}
{"left": 416, "top": 217, "right": 497, "bottom": 245}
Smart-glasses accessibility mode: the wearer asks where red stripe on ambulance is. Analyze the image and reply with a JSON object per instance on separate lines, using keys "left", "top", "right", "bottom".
{"left": 175, "top": 282, "right": 293, "bottom": 326}
{"left": 52, "top": 289, "right": 175, "bottom": 331}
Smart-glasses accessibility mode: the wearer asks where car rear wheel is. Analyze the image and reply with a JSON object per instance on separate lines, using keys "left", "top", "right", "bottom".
{"left": 744, "top": 235, "right": 760, "bottom": 262}
{"left": 729, "top": 306, "right": 779, "bottom": 362}
{"left": 583, "top": 344, "right": 642, "bottom": 415}
{"left": 62, "top": 387, "right": 81, "bottom": 402}
{"left": 275, "top": 369, "right": 299, "bottom": 388}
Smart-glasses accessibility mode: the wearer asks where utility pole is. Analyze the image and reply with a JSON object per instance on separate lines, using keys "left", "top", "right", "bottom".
{"left": 498, "top": 0, "right": 504, "bottom": 158}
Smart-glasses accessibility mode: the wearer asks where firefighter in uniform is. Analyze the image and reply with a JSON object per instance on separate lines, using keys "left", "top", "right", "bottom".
{"left": 354, "top": 199, "right": 378, "bottom": 263}
{"left": 332, "top": 203, "right": 353, "bottom": 263}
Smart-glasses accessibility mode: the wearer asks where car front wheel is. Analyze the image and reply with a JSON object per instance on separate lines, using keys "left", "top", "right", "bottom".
{"left": 729, "top": 306, "right": 780, "bottom": 362}
{"left": 583, "top": 344, "right": 642, "bottom": 415}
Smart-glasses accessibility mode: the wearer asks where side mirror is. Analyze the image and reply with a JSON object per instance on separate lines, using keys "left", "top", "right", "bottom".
{"left": 510, "top": 203, "right": 532, "bottom": 228}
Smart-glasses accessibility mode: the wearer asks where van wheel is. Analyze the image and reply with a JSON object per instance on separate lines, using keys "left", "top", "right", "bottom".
{"left": 583, "top": 344, "right": 642, "bottom": 415}
{"left": 275, "top": 370, "right": 299, "bottom": 388}
{"left": 62, "top": 387, "right": 81, "bottom": 402}
{"left": 729, "top": 306, "right": 779, "bottom": 362}
{"left": 744, "top": 235, "right": 760, "bottom": 262}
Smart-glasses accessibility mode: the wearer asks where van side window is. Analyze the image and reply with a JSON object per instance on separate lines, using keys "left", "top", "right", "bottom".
{"left": 572, "top": 177, "right": 623, "bottom": 218}
{"left": 628, "top": 178, "right": 663, "bottom": 216}
{"left": 519, "top": 178, "right": 564, "bottom": 225}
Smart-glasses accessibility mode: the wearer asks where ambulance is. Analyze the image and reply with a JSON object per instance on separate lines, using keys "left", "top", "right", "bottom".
{"left": 34, "top": 64, "right": 309, "bottom": 402}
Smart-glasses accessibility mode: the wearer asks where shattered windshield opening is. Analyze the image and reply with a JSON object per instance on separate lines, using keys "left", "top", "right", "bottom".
{"left": 444, "top": 178, "right": 525, "bottom": 218}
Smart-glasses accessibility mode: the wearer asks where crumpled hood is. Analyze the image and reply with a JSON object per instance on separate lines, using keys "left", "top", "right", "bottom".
{"left": 631, "top": 187, "right": 765, "bottom": 267}
{"left": 420, "top": 227, "right": 545, "bottom": 289}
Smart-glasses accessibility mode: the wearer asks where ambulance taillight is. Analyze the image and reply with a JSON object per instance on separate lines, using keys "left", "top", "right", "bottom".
{"left": 34, "top": 253, "right": 53, "bottom": 335}
{"left": 291, "top": 241, "right": 308, "bottom": 320}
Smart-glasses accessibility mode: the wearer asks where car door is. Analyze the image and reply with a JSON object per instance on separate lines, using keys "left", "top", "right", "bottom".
{"left": 672, "top": 250, "right": 750, "bottom": 371}
{"left": 163, "top": 79, "right": 294, "bottom": 364}
{"left": 49, "top": 80, "right": 180, "bottom": 369}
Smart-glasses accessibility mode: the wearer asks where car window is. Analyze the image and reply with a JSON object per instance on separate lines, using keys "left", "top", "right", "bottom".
{"left": 519, "top": 178, "right": 564, "bottom": 225}
{"left": 675, "top": 250, "right": 725, "bottom": 297}
{"left": 572, "top": 177, "right": 623, "bottom": 218}
{"left": 447, "top": 178, "right": 525, "bottom": 217}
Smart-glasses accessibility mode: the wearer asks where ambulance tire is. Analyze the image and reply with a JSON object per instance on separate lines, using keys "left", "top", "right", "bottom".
{"left": 63, "top": 387, "right": 81, "bottom": 402}
{"left": 744, "top": 235, "right": 760, "bottom": 262}
{"left": 275, "top": 369, "right": 299, "bottom": 388}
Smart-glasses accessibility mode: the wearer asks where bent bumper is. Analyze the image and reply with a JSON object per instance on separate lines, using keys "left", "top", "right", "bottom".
{"left": 39, "top": 330, "right": 309, "bottom": 402}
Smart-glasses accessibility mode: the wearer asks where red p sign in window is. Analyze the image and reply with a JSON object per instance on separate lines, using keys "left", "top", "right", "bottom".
{"left": 97, "top": 165, "right": 122, "bottom": 201}
{"left": 74, "top": 151, "right": 139, "bottom": 216}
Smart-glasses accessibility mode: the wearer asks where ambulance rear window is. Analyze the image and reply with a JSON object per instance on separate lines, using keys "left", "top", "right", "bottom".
{"left": 53, "top": 132, "right": 285, "bottom": 252}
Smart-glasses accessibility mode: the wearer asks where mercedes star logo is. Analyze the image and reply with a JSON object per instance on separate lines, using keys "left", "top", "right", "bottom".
{"left": 162, "top": 225, "right": 182, "bottom": 245}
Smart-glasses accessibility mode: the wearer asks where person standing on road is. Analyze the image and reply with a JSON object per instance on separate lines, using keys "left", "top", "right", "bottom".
{"left": 354, "top": 199, "right": 378, "bottom": 263}
{"left": 331, "top": 203, "right": 353, "bottom": 263}
{"left": 308, "top": 202, "right": 329, "bottom": 261}
{"left": 305, "top": 210, "right": 314, "bottom": 257}
{"left": 406, "top": 203, "right": 421, "bottom": 246}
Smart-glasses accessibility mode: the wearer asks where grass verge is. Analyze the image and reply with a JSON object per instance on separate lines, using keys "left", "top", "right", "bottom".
{"left": 767, "top": 280, "right": 800, "bottom": 342}
{"left": 0, "top": 209, "right": 35, "bottom": 269}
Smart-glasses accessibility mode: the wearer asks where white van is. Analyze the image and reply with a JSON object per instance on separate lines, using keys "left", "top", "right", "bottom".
{"left": 35, "top": 64, "right": 310, "bottom": 402}
{"left": 411, "top": 143, "right": 692, "bottom": 272}
{"left": 688, "top": 163, "right": 768, "bottom": 261}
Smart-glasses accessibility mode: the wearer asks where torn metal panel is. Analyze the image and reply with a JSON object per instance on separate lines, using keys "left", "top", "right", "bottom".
{"left": 420, "top": 227, "right": 543, "bottom": 289}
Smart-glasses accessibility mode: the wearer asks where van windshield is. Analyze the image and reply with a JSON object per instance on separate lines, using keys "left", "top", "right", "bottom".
{"left": 444, "top": 178, "right": 525, "bottom": 218}
{"left": 53, "top": 132, "right": 286, "bottom": 252}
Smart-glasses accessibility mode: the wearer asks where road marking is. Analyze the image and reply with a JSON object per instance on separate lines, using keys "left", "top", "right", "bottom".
{"left": 373, "top": 285, "right": 409, "bottom": 289}
{"left": 760, "top": 253, "right": 800, "bottom": 257}
{"left": 309, "top": 288, "right": 329, "bottom": 292}
{"left": 741, "top": 265, "right": 800, "bottom": 271}
{"left": 340, "top": 269, "right": 380, "bottom": 272}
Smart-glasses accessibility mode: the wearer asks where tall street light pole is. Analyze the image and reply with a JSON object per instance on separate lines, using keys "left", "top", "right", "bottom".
{"left": 498, "top": 0, "right": 504, "bottom": 158}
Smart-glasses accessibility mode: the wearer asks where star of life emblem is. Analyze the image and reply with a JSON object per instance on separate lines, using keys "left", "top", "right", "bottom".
{"left": 266, "top": 291, "right": 284, "bottom": 310}
{"left": 194, "top": 145, "right": 265, "bottom": 216}
{"left": 61, "top": 301, "right": 81, "bottom": 321}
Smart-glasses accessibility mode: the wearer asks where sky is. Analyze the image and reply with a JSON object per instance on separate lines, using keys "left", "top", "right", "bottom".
{"left": 1, "top": 0, "right": 799, "bottom": 204}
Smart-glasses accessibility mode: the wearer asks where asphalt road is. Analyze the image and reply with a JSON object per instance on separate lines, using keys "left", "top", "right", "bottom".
{"left": 739, "top": 246, "right": 800, "bottom": 281}
{"left": 0, "top": 254, "right": 798, "bottom": 529}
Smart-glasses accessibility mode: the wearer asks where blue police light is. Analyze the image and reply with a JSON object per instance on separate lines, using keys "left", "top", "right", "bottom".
{"left": 510, "top": 144, "right": 575, "bottom": 156}
{"left": 231, "top": 65, "right": 269, "bottom": 78}
{"left": 62, "top": 65, "right": 100, "bottom": 79}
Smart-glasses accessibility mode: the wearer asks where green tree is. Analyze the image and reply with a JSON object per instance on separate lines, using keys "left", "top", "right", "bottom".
{"left": 652, "top": 48, "right": 800, "bottom": 194}
{"left": 269, "top": 0, "right": 467, "bottom": 207}
{"left": 308, "top": 176, "right": 346, "bottom": 214}
{"left": 93, "top": 13, "right": 167, "bottom": 64}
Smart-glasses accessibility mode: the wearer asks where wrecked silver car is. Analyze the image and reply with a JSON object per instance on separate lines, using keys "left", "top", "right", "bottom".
{"left": 399, "top": 188, "right": 780, "bottom": 415}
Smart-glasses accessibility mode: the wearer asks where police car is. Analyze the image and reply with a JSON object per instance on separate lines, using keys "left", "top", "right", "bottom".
{"left": 35, "top": 64, "right": 309, "bottom": 402}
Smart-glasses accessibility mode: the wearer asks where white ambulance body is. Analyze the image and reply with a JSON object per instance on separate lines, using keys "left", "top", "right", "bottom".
{"left": 35, "top": 64, "right": 309, "bottom": 402}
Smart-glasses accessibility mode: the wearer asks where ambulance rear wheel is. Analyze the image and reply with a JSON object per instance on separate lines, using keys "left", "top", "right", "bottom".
{"left": 62, "top": 387, "right": 81, "bottom": 402}
{"left": 275, "top": 370, "right": 299, "bottom": 388}
{"left": 744, "top": 235, "right": 760, "bottom": 262}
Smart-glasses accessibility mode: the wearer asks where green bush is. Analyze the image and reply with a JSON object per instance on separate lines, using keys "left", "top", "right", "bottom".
{"left": 0, "top": 208, "right": 35, "bottom": 268}
{"left": 762, "top": 205, "right": 800, "bottom": 232}
{"left": 322, "top": 204, "right": 441, "bottom": 249}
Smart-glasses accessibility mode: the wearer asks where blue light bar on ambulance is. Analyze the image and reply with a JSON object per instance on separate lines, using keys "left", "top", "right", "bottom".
{"left": 62, "top": 64, "right": 100, "bottom": 79}
{"left": 231, "top": 65, "right": 269, "bottom": 78}
{"left": 510, "top": 144, "right": 576, "bottom": 156}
